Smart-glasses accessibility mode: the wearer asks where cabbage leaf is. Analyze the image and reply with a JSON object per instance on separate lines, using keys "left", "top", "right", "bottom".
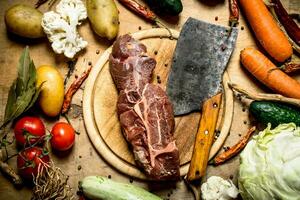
{"left": 239, "top": 123, "right": 300, "bottom": 200}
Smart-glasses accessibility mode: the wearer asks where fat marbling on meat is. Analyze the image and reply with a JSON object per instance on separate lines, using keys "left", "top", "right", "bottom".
{"left": 109, "top": 34, "right": 180, "bottom": 180}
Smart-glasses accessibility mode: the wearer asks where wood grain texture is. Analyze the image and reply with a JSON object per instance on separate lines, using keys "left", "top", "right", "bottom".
{"left": 0, "top": 0, "right": 296, "bottom": 199}
{"left": 83, "top": 28, "right": 234, "bottom": 179}
{"left": 187, "top": 93, "right": 222, "bottom": 181}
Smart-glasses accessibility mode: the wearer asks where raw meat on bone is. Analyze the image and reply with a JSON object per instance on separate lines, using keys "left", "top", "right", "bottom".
{"left": 109, "top": 34, "right": 180, "bottom": 180}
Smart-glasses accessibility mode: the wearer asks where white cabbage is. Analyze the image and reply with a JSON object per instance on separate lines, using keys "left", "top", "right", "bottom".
{"left": 238, "top": 123, "right": 300, "bottom": 200}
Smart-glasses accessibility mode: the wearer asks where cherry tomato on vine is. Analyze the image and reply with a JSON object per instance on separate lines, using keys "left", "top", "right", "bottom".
{"left": 17, "top": 147, "right": 50, "bottom": 180}
{"left": 50, "top": 122, "right": 75, "bottom": 151}
{"left": 14, "top": 116, "right": 46, "bottom": 146}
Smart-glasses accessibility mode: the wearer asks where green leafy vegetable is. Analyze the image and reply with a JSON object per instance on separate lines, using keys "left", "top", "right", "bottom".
{"left": 1, "top": 47, "right": 41, "bottom": 129}
{"left": 238, "top": 123, "right": 300, "bottom": 200}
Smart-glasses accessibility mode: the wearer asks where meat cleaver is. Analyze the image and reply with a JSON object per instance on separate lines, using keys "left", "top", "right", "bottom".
{"left": 167, "top": 17, "right": 238, "bottom": 182}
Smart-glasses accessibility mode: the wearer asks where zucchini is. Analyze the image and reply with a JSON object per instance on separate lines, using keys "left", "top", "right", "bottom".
{"left": 79, "top": 176, "right": 162, "bottom": 200}
{"left": 145, "top": 0, "right": 183, "bottom": 16}
{"left": 249, "top": 101, "right": 300, "bottom": 127}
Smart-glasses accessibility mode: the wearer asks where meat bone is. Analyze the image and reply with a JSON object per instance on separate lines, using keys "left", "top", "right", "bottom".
{"left": 166, "top": 17, "right": 238, "bottom": 199}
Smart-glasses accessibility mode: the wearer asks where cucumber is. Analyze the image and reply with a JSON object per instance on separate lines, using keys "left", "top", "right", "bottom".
{"left": 249, "top": 101, "right": 300, "bottom": 127}
{"left": 79, "top": 176, "right": 162, "bottom": 200}
{"left": 145, "top": 0, "right": 183, "bottom": 16}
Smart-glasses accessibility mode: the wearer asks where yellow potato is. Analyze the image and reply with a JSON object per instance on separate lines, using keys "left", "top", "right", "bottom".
{"left": 5, "top": 4, "right": 45, "bottom": 38}
{"left": 87, "top": 0, "right": 119, "bottom": 40}
{"left": 36, "top": 65, "right": 64, "bottom": 117}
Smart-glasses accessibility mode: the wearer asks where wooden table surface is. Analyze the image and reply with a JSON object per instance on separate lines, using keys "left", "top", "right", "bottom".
{"left": 0, "top": 0, "right": 298, "bottom": 199}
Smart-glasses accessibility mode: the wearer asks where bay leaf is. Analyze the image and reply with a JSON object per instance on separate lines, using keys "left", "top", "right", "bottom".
{"left": 24, "top": 84, "right": 43, "bottom": 113}
{"left": 1, "top": 47, "right": 40, "bottom": 129}
{"left": 4, "top": 81, "right": 16, "bottom": 122}
{"left": 16, "top": 47, "right": 30, "bottom": 95}
{"left": 8, "top": 87, "right": 35, "bottom": 122}
{"left": 2, "top": 82, "right": 17, "bottom": 128}
{"left": 27, "top": 60, "right": 36, "bottom": 90}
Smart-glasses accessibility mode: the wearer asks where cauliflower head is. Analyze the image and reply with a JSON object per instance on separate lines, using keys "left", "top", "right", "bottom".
{"left": 41, "top": 0, "right": 87, "bottom": 58}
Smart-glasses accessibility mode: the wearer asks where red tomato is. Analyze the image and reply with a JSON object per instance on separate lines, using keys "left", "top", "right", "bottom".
{"left": 17, "top": 147, "right": 50, "bottom": 180}
{"left": 50, "top": 122, "right": 75, "bottom": 151}
{"left": 14, "top": 116, "right": 45, "bottom": 146}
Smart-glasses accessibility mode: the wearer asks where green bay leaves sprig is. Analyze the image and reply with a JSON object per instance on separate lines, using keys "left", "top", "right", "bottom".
{"left": 1, "top": 46, "right": 42, "bottom": 129}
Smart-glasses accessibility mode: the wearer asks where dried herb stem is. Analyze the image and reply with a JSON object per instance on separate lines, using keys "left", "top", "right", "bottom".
{"left": 64, "top": 59, "right": 78, "bottom": 88}
{"left": 228, "top": 82, "right": 300, "bottom": 107}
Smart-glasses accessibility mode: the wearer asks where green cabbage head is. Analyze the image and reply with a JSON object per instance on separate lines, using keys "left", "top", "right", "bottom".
{"left": 238, "top": 123, "right": 300, "bottom": 200}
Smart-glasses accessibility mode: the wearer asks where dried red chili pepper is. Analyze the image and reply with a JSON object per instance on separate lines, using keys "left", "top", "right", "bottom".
{"left": 212, "top": 126, "right": 256, "bottom": 165}
{"left": 281, "top": 63, "right": 300, "bottom": 74}
{"left": 289, "top": 13, "right": 300, "bottom": 22}
{"left": 35, "top": 0, "right": 56, "bottom": 8}
{"left": 229, "top": 0, "right": 239, "bottom": 27}
{"left": 271, "top": 0, "right": 300, "bottom": 46}
{"left": 61, "top": 66, "right": 92, "bottom": 114}
{"left": 117, "top": 0, "right": 172, "bottom": 37}
{"left": 118, "top": 0, "right": 156, "bottom": 21}
{"left": 35, "top": 0, "right": 48, "bottom": 8}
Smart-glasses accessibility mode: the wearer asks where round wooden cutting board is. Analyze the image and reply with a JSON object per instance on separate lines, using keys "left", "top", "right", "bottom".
{"left": 83, "top": 28, "right": 234, "bottom": 180}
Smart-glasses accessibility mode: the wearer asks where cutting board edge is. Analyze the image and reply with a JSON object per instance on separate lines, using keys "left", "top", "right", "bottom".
{"left": 82, "top": 28, "right": 233, "bottom": 180}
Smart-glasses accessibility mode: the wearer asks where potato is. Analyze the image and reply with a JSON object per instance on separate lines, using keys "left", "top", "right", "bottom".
{"left": 87, "top": 0, "right": 119, "bottom": 40}
{"left": 5, "top": 4, "right": 45, "bottom": 38}
{"left": 36, "top": 65, "right": 64, "bottom": 117}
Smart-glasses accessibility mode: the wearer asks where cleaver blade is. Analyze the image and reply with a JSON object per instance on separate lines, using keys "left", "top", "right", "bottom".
{"left": 167, "top": 17, "right": 238, "bottom": 116}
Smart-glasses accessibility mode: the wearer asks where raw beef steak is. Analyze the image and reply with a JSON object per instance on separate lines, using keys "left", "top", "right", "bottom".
{"left": 109, "top": 35, "right": 180, "bottom": 180}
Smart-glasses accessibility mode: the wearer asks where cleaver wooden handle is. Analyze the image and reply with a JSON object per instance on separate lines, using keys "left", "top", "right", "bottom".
{"left": 187, "top": 93, "right": 222, "bottom": 182}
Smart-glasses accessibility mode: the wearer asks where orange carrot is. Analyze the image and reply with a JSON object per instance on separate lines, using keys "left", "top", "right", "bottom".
{"left": 241, "top": 48, "right": 300, "bottom": 99}
{"left": 239, "top": 0, "right": 292, "bottom": 62}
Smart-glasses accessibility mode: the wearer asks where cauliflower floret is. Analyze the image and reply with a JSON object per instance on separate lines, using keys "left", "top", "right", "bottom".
{"left": 201, "top": 176, "right": 239, "bottom": 200}
{"left": 56, "top": 0, "right": 87, "bottom": 26}
{"left": 41, "top": 0, "right": 87, "bottom": 59}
